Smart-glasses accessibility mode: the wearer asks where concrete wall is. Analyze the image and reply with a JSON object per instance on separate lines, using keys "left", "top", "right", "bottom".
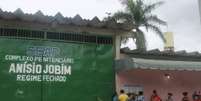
{"left": 116, "top": 69, "right": 201, "bottom": 101}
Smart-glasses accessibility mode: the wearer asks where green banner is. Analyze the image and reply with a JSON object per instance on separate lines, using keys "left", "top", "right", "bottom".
{"left": 0, "top": 38, "right": 114, "bottom": 101}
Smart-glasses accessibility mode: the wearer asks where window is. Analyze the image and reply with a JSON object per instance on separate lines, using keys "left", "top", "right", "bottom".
{"left": 123, "top": 85, "right": 143, "bottom": 94}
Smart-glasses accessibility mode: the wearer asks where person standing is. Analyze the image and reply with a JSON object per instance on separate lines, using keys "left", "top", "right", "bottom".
{"left": 182, "top": 92, "right": 190, "bottom": 101}
{"left": 112, "top": 92, "right": 118, "bottom": 101}
{"left": 131, "top": 93, "right": 137, "bottom": 101}
{"left": 192, "top": 91, "right": 197, "bottom": 101}
{"left": 151, "top": 90, "right": 162, "bottom": 101}
{"left": 137, "top": 91, "right": 145, "bottom": 101}
{"left": 127, "top": 93, "right": 133, "bottom": 101}
{"left": 119, "top": 89, "right": 129, "bottom": 101}
{"left": 128, "top": 93, "right": 136, "bottom": 101}
{"left": 166, "top": 93, "right": 173, "bottom": 101}
{"left": 198, "top": 91, "right": 201, "bottom": 101}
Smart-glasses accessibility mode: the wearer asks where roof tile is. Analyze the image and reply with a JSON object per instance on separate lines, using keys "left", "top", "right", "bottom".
{"left": 121, "top": 47, "right": 201, "bottom": 57}
{"left": 0, "top": 8, "right": 132, "bottom": 31}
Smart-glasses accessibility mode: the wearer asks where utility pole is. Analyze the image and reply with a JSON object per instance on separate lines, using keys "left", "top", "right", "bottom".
{"left": 199, "top": 0, "right": 201, "bottom": 23}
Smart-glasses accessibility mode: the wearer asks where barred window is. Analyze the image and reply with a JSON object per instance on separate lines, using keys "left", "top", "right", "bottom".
{"left": 0, "top": 28, "right": 113, "bottom": 44}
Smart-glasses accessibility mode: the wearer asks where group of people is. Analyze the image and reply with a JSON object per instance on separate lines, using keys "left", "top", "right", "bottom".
{"left": 192, "top": 91, "right": 201, "bottom": 101}
{"left": 113, "top": 89, "right": 201, "bottom": 101}
{"left": 151, "top": 90, "right": 201, "bottom": 101}
{"left": 112, "top": 89, "right": 145, "bottom": 101}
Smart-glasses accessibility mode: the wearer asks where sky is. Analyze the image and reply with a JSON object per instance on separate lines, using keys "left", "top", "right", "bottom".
{"left": 0, "top": 0, "right": 200, "bottom": 52}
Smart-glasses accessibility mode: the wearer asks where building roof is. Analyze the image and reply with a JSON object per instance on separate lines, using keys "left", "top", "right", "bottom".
{"left": 116, "top": 57, "right": 201, "bottom": 71}
{"left": 115, "top": 48, "right": 201, "bottom": 72}
{"left": 121, "top": 48, "right": 201, "bottom": 61}
{"left": 0, "top": 8, "right": 133, "bottom": 32}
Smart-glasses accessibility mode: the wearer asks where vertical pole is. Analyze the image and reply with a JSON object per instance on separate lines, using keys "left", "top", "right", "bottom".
{"left": 44, "top": 31, "right": 47, "bottom": 40}
{"left": 115, "top": 35, "right": 121, "bottom": 60}
{"left": 114, "top": 34, "right": 121, "bottom": 94}
{"left": 199, "top": 0, "right": 201, "bottom": 23}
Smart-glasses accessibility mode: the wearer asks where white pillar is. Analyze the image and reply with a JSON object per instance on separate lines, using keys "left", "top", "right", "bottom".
{"left": 115, "top": 34, "right": 121, "bottom": 60}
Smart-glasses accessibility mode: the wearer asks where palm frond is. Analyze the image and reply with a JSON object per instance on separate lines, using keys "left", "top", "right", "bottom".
{"left": 121, "top": 30, "right": 136, "bottom": 44}
{"left": 144, "top": 1, "right": 164, "bottom": 14}
{"left": 121, "top": 36, "right": 130, "bottom": 44}
{"left": 112, "top": 11, "right": 133, "bottom": 22}
{"left": 127, "top": 0, "right": 136, "bottom": 13}
{"left": 146, "top": 15, "right": 167, "bottom": 25}
{"left": 115, "top": 0, "right": 166, "bottom": 50}
{"left": 145, "top": 23, "right": 166, "bottom": 42}
{"left": 127, "top": 0, "right": 143, "bottom": 26}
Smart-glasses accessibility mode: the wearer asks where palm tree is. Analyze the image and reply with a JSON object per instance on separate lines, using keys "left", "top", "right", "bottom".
{"left": 111, "top": 0, "right": 167, "bottom": 50}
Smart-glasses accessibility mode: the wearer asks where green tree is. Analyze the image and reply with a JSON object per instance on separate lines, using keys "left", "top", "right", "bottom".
{"left": 111, "top": 0, "right": 167, "bottom": 50}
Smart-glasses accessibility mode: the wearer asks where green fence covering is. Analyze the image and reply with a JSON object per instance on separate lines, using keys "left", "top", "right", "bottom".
{"left": 0, "top": 38, "right": 114, "bottom": 101}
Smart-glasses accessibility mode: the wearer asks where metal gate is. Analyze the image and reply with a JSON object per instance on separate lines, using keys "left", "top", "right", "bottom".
{"left": 0, "top": 37, "right": 114, "bottom": 101}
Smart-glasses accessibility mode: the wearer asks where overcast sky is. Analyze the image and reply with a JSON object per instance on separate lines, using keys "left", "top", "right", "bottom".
{"left": 0, "top": 0, "right": 200, "bottom": 52}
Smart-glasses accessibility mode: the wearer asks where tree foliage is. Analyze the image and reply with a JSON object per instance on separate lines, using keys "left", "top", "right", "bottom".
{"left": 111, "top": 0, "right": 167, "bottom": 50}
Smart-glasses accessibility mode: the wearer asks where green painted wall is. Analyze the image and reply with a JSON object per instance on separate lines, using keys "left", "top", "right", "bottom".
{"left": 0, "top": 38, "right": 114, "bottom": 101}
